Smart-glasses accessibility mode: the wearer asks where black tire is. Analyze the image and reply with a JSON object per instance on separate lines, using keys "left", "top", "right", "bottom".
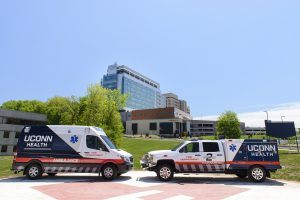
{"left": 236, "top": 173, "right": 247, "bottom": 178}
{"left": 156, "top": 164, "right": 174, "bottom": 181}
{"left": 47, "top": 173, "right": 57, "bottom": 176}
{"left": 25, "top": 163, "right": 43, "bottom": 180}
{"left": 248, "top": 165, "right": 267, "bottom": 183}
{"left": 117, "top": 173, "right": 122, "bottom": 177}
{"left": 102, "top": 164, "right": 117, "bottom": 181}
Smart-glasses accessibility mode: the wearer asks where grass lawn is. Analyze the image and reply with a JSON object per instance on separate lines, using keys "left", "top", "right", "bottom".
{"left": 119, "top": 137, "right": 181, "bottom": 169}
{"left": 271, "top": 150, "right": 300, "bottom": 182}
{"left": 0, "top": 156, "right": 17, "bottom": 178}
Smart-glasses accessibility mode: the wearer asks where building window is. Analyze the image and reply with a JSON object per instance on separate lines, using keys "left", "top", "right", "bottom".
{"left": 132, "top": 123, "right": 138, "bottom": 135}
{"left": 3, "top": 131, "right": 10, "bottom": 138}
{"left": 15, "top": 132, "right": 20, "bottom": 139}
{"left": 1, "top": 145, "right": 8, "bottom": 152}
{"left": 149, "top": 123, "right": 157, "bottom": 130}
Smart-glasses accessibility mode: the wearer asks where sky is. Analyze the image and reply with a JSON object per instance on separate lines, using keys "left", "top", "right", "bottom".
{"left": 0, "top": 1, "right": 300, "bottom": 126}
{"left": 196, "top": 102, "right": 300, "bottom": 128}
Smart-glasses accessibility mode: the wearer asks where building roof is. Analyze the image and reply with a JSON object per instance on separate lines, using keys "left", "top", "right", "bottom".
{"left": 0, "top": 109, "right": 47, "bottom": 122}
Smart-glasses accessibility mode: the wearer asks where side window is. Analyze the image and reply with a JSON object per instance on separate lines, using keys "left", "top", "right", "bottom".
{"left": 86, "top": 135, "right": 108, "bottom": 151}
{"left": 179, "top": 142, "right": 199, "bottom": 153}
{"left": 203, "top": 142, "right": 219, "bottom": 152}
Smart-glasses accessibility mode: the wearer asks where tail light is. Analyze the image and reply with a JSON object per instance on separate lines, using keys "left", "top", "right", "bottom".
{"left": 13, "top": 152, "right": 17, "bottom": 161}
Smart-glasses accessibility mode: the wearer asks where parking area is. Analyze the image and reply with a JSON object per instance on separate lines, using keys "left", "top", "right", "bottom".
{"left": 0, "top": 171, "right": 299, "bottom": 200}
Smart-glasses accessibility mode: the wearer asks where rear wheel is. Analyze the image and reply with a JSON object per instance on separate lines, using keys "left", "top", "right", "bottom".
{"left": 102, "top": 164, "right": 117, "bottom": 181}
{"left": 156, "top": 164, "right": 174, "bottom": 181}
{"left": 248, "top": 165, "right": 266, "bottom": 183}
{"left": 25, "top": 163, "right": 43, "bottom": 180}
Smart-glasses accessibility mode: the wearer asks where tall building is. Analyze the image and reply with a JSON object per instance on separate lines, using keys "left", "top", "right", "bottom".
{"left": 179, "top": 100, "right": 189, "bottom": 113}
{"left": 101, "top": 63, "right": 165, "bottom": 110}
{"left": 0, "top": 109, "right": 47, "bottom": 156}
{"left": 163, "top": 93, "right": 180, "bottom": 109}
{"left": 163, "top": 93, "right": 190, "bottom": 114}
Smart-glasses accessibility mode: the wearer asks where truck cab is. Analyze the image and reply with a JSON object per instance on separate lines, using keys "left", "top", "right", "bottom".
{"left": 141, "top": 139, "right": 281, "bottom": 182}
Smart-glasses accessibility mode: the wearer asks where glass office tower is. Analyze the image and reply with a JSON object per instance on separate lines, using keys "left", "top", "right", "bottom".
{"left": 101, "top": 63, "right": 165, "bottom": 110}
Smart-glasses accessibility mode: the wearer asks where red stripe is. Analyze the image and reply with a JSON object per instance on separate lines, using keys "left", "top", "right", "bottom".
{"left": 15, "top": 157, "right": 124, "bottom": 164}
{"left": 226, "top": 161, "right": 280, "bottom": 165}
{"left": 176, "top": 161, "right": 225, "bottom": 165}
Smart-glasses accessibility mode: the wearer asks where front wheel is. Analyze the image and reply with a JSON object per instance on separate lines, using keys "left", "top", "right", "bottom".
{"left": 156, "top": 164, "right": 174, "bottom": 181}
{"left": 102, "top": 164, "right": 117, "bottom": 181}
{"left": 248, "top": 165, "right": 266, "bottom": 183}
{"left": 25, "top": 163, "right": 43, "bottom": 180}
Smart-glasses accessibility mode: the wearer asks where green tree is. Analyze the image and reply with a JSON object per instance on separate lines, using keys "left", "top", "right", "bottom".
{"left": 216, "top": 111, "right": 242, "bottom": 139}
{"left": 1, "top": 84, "right": 127, "bottom": 145}
{"left": 1, "top": 100, "right": 46, "bottom": 114}
{"left": 46, "top": 96, "right": 80, "bottom": 125}
{"left": 80, "top": 84, "right": 127, "bottom": 145}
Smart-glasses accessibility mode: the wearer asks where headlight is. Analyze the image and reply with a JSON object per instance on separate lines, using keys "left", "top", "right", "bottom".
{"left": 148, "top": 154, "right": 154, "bottom": 162}
{"left": 120, "top": 155, "right": 130, "bottom": 163}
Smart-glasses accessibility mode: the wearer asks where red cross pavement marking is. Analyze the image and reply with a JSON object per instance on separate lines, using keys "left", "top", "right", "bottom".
{"left": 33, "top": 181, "right": 248, "bottom": 200}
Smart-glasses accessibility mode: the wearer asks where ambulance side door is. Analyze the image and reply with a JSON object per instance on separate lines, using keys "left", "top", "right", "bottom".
{"left": 83, "top": 135, "right": 110, "bottom": 159}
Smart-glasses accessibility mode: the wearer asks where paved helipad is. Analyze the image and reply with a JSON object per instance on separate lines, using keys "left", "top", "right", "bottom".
{"left": 0, "top": 171, "right": 299, "bottom": 200}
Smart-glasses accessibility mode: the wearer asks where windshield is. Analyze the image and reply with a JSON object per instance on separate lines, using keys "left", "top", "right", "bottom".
{"left": 171, "top": 142, "right": 185, "bottom": 151}
{"left": 100, "top": 135, "right": 117, "bottom": 149}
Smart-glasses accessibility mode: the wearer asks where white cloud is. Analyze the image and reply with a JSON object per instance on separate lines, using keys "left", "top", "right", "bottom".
{"left": 195, "top": 102, "right": 300, "bottom": 128}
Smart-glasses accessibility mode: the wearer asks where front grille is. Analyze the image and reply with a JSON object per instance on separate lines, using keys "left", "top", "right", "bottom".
{"left": 130, "top": 156, "right": 133, "bottom": 162}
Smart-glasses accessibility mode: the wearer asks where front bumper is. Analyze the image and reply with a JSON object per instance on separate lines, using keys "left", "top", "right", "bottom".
{"left": 118, "top": 162, "right": 133, "bottom": 174}
{"left": 140, "top": 160, "right": 156, "bottom": 170}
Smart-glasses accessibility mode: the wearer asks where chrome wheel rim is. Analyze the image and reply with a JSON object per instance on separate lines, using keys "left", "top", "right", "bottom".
{"left": 160, "top": 167, "right": 171, "bottom": 179}
{"left": 252, "top": 168, "right": 264, "bottom": 180}
{"left": 104, "top": 167, "right": 113, "bottom": 178}
{"left": 29, "top": 167, "right": 39, "bottom": 177}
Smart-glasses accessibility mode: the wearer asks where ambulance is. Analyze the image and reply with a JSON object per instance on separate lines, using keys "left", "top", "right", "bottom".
{"left": 140, "top": 139, "right": 281, "bottom": 182}
{"left": 12, "top": 125, "right": 133, "bottom": 180}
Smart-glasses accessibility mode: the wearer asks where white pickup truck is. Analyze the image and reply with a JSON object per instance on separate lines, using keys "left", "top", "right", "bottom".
{"left": 140, "top": 139, "right": 281, "bottom": 182}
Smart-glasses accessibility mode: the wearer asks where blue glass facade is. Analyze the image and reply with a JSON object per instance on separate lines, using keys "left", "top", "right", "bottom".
{"left": 101, "top": 64, "right": 163, "bottom": 110}
{"left": 122, "top": 77, "right": 155, "bottom": 109}
{"left": 102, "top": 74, "right": 117, "bottom": 89}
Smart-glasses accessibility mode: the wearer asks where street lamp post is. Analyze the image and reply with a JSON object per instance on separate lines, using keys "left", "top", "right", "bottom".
{"left": 264, "top": 111, "right": 269, "bottom": 140}
{"left": 264, "top": 111, "right": 269, "bottom": 121}
{"left": 281, "top": 116, "right": 285, "bottom": 123}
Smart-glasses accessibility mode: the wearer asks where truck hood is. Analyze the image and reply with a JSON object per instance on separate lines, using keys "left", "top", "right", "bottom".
{"left": 148, "top": 150, "right": 173, "bottom": 156}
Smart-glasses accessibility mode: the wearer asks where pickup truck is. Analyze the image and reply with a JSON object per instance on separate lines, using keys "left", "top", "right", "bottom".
{"left": 140, "top": 139, "right": 281, "bottom": 182}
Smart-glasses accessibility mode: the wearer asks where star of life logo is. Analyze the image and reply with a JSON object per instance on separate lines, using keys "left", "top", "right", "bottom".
{"left": 229, "top": 144, "right": 237, "bottom": 152}
{"left": 70, "top": 135, "right": 79, "bottom": 144}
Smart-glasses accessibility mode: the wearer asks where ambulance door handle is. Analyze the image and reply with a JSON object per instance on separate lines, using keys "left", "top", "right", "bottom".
{"left": 195, "top": 154, "right": 201, "bottom": 156}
